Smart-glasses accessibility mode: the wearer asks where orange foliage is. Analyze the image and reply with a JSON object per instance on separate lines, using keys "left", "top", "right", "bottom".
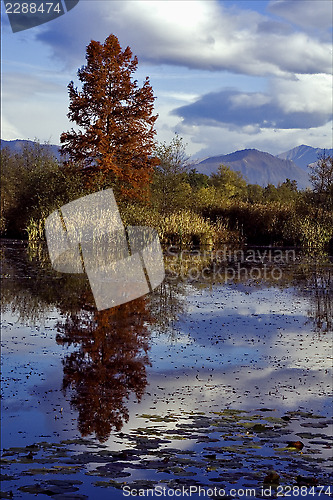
{"left": 56, "top": 296, "right": 152, "bottom": 442}
{"left": 60, "top": 34, "right": 158, "bottom": 201}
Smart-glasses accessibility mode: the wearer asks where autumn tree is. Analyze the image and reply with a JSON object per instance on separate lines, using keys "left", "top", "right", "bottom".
{"left": 60, "top": 34, "right": 158, "bottom": 200}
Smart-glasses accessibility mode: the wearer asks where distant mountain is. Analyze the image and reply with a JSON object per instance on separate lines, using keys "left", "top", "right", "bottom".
{"left": 2, "top": 139, "right": 326, "bottom": 190}
{"left": 197, "top": 149, "right": 311, "bottom": 189}
{"left": 0, "top": 139, "right": 61, "bottom": 159}
{"left": 277, "top": 145, "right": 333, "bottom": 171}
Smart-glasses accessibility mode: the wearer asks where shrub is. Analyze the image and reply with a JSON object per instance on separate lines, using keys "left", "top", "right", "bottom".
{"left": 119, "top": 204, "right": 240, "bottom": 247}
{"left": 1, "top": 143, "right": 84, "bottom": 238}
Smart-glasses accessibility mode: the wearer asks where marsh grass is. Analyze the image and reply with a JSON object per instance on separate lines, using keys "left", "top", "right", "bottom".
{"left": 202, "top": 201, "right": 333, "bottom": 251}
{"left": 25, "top": 200, "right": 332, "bottom": 253}
{"left": 203, "top": 202, "right": 292, "bottom": 245}
{"left": 26, "top": 216, "right": 46, "bottom": 242}
{"left": 283, "top": 215, "right": 332, "bottom": 252}
{"left": 120, "top": 204, "right": 239, "bottom": 247}
{"left": 24, "top": 198, "right": 332, "bottom": 257}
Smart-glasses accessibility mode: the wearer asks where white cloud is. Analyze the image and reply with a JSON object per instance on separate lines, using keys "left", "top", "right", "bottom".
{"left": 230, "top": 93, "right": 271, "bottom": 109}
{"left": 158, "top": 91, "right": 199, "bottom": 103}
{"left": 36, "top": 0, "right": 332, "bottom": 77}
{"left": 1, "top": 68, "right": 70, "bottom": 143}
{"left": 177, "top": 120, "right": 333, "bottom": 158}
{"left": 2, "top": 0, "right": 332, "bottom": 155}
{"left": 173, "top": 73, "right": 332, "bottom": 132}
{"left": 0, "top": 116, "right": 23, "bottom": 140}
{"left": 268, "top": 0, "right": 333, "bottom": 31}
{"left": 2, "top": 72, "right": 64, "bottom": 101}
{"left": 254, "top": 31, "right": 332, "bottom": 74}
{"left": 273, "top": 74, "right": 332, "bottom": 114}
{"left": 2, "top": 73, "right": 70, "bottom": 143}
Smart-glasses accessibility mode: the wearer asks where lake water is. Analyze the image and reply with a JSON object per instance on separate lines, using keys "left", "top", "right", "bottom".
{"left": 1, "top": 240, "right": 332, "bottom": 499}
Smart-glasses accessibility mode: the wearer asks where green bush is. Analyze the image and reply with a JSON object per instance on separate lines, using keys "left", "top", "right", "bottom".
{"left": 1, "top": 143, "right": 84, "bottom": 239}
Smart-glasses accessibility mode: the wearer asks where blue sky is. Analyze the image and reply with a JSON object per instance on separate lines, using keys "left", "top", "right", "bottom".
{"left": 1, "top": 0, "right": 332, "bottom": 157}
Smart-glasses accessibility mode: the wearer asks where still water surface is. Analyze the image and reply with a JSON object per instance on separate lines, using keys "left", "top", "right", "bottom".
{"left": 1, "top": 241, "right": 332, "bottom": 499}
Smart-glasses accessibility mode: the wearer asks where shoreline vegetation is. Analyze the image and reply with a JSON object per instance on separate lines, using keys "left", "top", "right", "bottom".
{"left": 2, "top": 35, "right": 331, "bottom": 255}
{"left": 1, "top": 139, "right": 332, "bottom": 254}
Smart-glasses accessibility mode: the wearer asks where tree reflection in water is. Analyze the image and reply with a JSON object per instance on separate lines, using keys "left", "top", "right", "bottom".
{"left": 56, "top": 297, "right": 151, "bottom": 442}
{"left": 2, "top": 242, "right": 332, "bottom": 442}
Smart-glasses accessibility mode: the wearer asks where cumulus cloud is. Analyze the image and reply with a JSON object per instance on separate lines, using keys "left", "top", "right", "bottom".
{"left": 3, "top": 0, "right": 332, "bottom": 154}
{"left": 173, "top": 74, "right": 332, "bottom": 130}
{"left": 35, "top": 0, "right": 332, "bottom": 76}
{"left": 272, "top": 74, "right": 332, "bottom": 115}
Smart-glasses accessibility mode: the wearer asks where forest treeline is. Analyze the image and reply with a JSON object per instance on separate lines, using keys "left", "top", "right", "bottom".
{"left": 1, "top": 34, "right": 332, "bottom": 252}
{"left": 1, "top": 137, "right": 332, "bottom": 252}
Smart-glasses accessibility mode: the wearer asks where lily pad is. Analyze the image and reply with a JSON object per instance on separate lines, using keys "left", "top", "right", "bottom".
{"left": 19, "top": 482, "right": 80, "bottom": 495}
{"left": 22, "top": 465, "right": 81, "bottom": 475}
{"left": 93, "top": 480, "right": 125, "bottom": 489}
